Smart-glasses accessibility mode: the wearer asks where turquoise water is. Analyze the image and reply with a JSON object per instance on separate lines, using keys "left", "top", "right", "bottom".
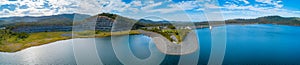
{"left": 196, "top": 24, "right": 300, "bottom": 64}
{"left": 223, "top": 24, "right": 300, "bottom": 64}
{"left": 0, "top": 24, "right": 300, "bottom": 64}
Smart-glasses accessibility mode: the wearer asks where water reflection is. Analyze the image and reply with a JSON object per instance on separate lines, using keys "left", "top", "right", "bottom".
{"left": 0, "top": 40, "right": 76, "bottom": 64}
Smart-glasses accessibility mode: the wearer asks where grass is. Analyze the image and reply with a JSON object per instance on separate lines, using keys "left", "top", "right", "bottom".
{"left": 0, "top": 30, "right": 141, "bottom": 52}
{"left": 0, "top": 32, "right": 71, "bottom": 52}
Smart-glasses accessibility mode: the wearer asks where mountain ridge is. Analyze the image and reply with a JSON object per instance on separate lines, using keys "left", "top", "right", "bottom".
{"left": 1, "top": 13, "right": 300, "bottom": 26}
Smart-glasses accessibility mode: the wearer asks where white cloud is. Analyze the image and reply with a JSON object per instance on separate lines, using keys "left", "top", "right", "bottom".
{"left": 130, "top": 1, "right": 142, "bottom": 7}
{"left": 240, "top": 0, "right": 250, "bottom": 4}
{"left": 0, "top": 0, "right": 299, "bottom": 21}
{"left": 255, "top": 0, "right": 283, "bottom": 8}
{"left": 144, "top": 1, "right": 202, "bottom": 13}
{"left": 141, "top": 2, "right": 163, "bottom": 11}
{"left": 224, "top": 0, "right": 284, "bottom": 12}
{"left": 0, "top": 0, "right": 79, "bottom": 17}
{"left": 204, "top": 3, "right": 221, "bottom": 9}
{"left": 294, "top": 11, "right": 300, "bottom": 13}
{"left": 146, "top": 7, "right": 180, "bottom": 13}
{"left": 196, "top": 8, "right": 205, "bottom": 11}
{"left": 0, "top": 0, "right": 134, "bottom": 17}
{"left": 255, "top": 0, "right": 273, "bottom": 4}
{"left": 208, "top": 0, "right": 300, "bottom": 20}
{"left": 169, "top": 1, "right": 200, "bottom": 10}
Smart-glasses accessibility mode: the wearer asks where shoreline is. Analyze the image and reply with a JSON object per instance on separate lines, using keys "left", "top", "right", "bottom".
{"left": 0, "top": 30, "right": 199, "bottom": 55}
{"left": 0, "top": 29, "right": 192, "bottom": 54}
{"left": 2, "top": 24, "right": 298, "bottom": 53}
{"left": 0, "top": 38, "right": 72, "bottom": 53}
{"left": 0, "top": 30, "right": 141, "bottom": 53}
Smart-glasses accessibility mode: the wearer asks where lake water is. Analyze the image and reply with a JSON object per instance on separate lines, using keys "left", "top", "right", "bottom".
{"left": 1, "top": 24, "right": 300, "bottom": 65}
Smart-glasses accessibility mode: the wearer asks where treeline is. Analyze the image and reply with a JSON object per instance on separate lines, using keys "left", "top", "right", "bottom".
{"left": 225, "top": 16, "right": 300, "bottom": 26}
{"left": 98, "top": 13, "right": 117, "bottom": 19}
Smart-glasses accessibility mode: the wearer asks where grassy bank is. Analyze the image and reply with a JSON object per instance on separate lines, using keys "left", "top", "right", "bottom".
{"left": 0, "top": 31, "right": 72, "bottom": 52}
{"left": 0, "top": 30, "right": 141, "bottom": 52}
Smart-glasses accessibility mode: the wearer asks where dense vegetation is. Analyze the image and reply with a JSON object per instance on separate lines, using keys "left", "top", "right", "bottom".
{"left": 0, "top": 30, "right": 29, "bottom": 45}
{"left": 98, "top": 13, "right": 118, "bottom": 19}
{"left": 0, "top": 29, "right": 71, "bottom": 52}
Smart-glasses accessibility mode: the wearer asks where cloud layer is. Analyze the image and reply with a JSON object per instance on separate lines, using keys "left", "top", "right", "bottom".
{"left": 0, "top": 0, "right": 299, "bottom": 21}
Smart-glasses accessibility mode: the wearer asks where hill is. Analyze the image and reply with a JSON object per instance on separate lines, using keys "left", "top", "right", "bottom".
{"left": 225, "top": 16, "right": 300, "bottom": 26}
{"left": 1, "top": 13, "right": 300, "bottom": 29}
{"left": 0, "top": 13, "right": 90, "bottom": 26}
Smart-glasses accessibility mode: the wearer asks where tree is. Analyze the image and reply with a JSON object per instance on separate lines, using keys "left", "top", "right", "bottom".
{"left": 167, "top": 25, "right": 176, "bottom": 29}
{"left": 16, "top": 32, "right": 29, "bottom": 39}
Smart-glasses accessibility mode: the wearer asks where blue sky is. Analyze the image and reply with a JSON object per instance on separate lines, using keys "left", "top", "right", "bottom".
{"left": 0, "top": 0, "right": 299, "bottom": 21}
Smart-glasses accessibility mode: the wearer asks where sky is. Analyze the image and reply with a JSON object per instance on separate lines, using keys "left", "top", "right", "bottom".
{"left": 0, "top": 0, "right": 299, "bottom": 21}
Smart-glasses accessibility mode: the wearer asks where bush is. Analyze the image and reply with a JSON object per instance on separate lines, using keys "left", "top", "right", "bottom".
{"left": 167, "top": 25, "right": 176, "bottom": 29}
{"left": 16, "top": 32, "right": 29, "bottom": 39}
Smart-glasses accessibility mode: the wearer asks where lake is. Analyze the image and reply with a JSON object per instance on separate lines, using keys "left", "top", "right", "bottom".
{"left": 1, "top": 24, "right": 300, "bottom": 65}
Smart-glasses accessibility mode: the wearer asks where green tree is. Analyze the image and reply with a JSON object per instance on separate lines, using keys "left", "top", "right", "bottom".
{"left": 16, "top": 32, "right": 29, "bottom": 39}
{"left": 167, "top": 25, "right": 176, "bottom": 29}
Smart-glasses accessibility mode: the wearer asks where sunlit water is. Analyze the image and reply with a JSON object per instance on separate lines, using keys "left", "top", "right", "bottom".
{"left": 1, "top": 24, "right": 300, "bottom": 65}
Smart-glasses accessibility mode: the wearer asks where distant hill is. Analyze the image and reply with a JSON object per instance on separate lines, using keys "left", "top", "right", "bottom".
{"left": 0, "top": 20, "right": 6, "bottom": 24}
{"left": 81, "top": 14, "right": 300, "bottom": 27}
{"left": 94, "top": 13, "right": 171, "bottom": 26}
{"left": 0, "top": 13, "right": 90, "bottom": 25}
{"left": 1, "top": 13, "right": 300, "bottom": 28}
{"left": 136, "top": 19, "right": 172, "bottom": 26}
{"left": 138, "top": 19, "right": 170, "bottom": 23}
{"left": 225, "top": 15, "right": 300, "bottom": 26}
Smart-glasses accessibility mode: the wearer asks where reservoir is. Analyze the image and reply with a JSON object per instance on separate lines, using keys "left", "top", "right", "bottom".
{"left": 1, "top": 24, "right": 300, "bottom": 65}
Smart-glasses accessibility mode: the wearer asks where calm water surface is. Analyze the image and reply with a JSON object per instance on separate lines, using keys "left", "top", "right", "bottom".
{"left": 1, "top": 24, "right": 300, "bottom": 65}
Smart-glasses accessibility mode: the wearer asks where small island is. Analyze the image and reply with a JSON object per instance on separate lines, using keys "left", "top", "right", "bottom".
{"left": 0, "top": 13, "right": 299, "bottom": 53}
